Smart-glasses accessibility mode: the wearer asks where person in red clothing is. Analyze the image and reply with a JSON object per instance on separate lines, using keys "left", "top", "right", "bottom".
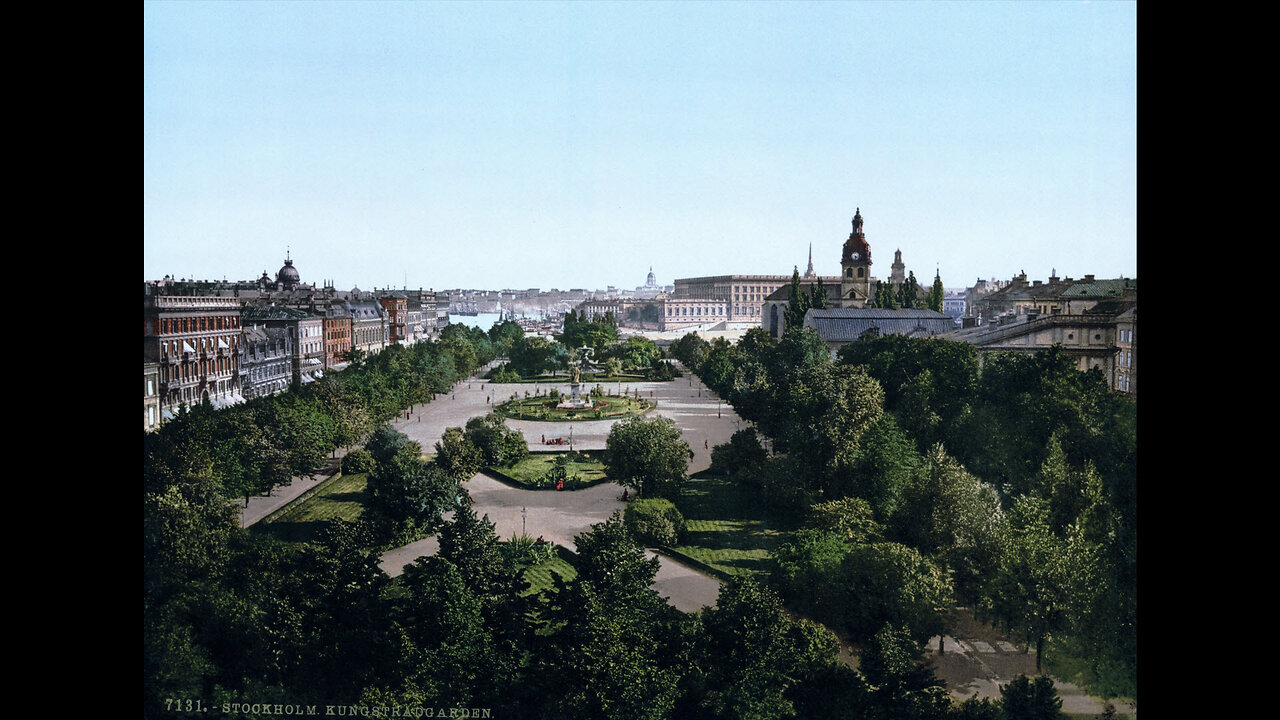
{"left": 556, "top": 478, "right": 564, "bottom": 491}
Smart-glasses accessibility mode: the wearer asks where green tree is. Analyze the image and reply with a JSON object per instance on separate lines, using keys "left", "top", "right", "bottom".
{"left": 365, "top": 444, "right": 456, "bottom": 528}
{"left": 891, "top": 443, "right": 1004, "bottom": 604}
{"left": 784, "top": 266, "right": 812, "bottom": 333}
{"left": 624, "top": 498, "right": 686, "bottom": 546}
{"left": 805, "top": 497, "right": 883, "bottom": 544}
{"left": 859, "top": 623, "right": 954, "bottom": 720}
{"left": 838, "top": 541, "right": 954, "bottom": 644}
{"left": 604, "top": 416, "right": 693, "bottom": 499}
{"left": 824, "top": 414, "right": 917, "bottom": 522}
{"left": 999, "top": 674, "right": 1065, "bottom": 720}
{"left": 433, "top": 427, "right": 483, "bottom": 483}
{"left": 463, "top": 412, "right": 528, "bottom": 468}
{"left": 671, "top": 331, "right": 711, "bottom": 368}
{"left": 708, "top": 428, "right": 769, "bottom": 481}
{"left": 436, "top": 502, "right": 515, "bottom": 599}
{"left": 696, "top": 578, "right": 841, "bottom": 720}
{"left": 535, "top": 512, "right": 677, "bottom": 720}
{"left": 898, "top": 271, "right": 920, "bottom": 309}
{"left": 487, "top": 319, "right": 525, "bottom": 355}
{"left": 987, "top": 496, "right": 1098, "bottom": 672}
{"left": 508, "top": 335, "right": 564, "bottom": 377}
{"left": 927, "top": 271, "right": 945, "bottom": 313}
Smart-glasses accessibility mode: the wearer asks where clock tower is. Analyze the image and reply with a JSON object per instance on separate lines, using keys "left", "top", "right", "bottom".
{"left": 840, "top": 208, "right": 872, "bottom": 308}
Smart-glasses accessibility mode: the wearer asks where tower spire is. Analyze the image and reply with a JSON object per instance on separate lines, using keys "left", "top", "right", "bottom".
{"left": 804, "top": 243, "right": 815, "bottom": 277}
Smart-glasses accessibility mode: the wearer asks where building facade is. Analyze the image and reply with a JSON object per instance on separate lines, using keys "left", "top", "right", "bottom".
{"left": 803, "top": 307, "right": 957, "bottom": 358}
{"left": 379, "top": 292, "right": 408, "bottom": 345}
{"left": 144, "top": 294, "right": 244, "bottom": 419}
{"left": 240, "top": 324, "right": 294, "bottom": 399}
{"left": 144, "top": 362, "right": 161, "bottom": 432}
{"left": 947, "top": 298, "right": 1137, "bottom": 396}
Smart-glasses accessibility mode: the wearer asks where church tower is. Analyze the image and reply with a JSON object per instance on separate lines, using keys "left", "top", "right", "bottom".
{"left": 840, "top": 208, "right": 872, "bottom": 308}
{"left": 891, "top": 249, "right": 906, "bottom": 287}
{"left": 804, "top": 243, "right": 816, "bottom": 278}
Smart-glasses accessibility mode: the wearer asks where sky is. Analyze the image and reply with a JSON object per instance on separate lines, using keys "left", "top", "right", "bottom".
{"left": 144, "top": 1, "right": 1137, "bottom": 292}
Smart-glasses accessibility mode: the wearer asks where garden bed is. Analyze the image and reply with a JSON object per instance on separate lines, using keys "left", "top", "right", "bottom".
{"left": 483, "top": 451, "right": 612, "bottom": 491}
{"left": 492, "top": 394, "right": 654, "bottom": 422}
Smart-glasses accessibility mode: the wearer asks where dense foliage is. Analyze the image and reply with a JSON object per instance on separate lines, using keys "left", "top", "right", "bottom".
{"left": 692, "top": 327, "right": 1137, "bottom": 698}
{"left": 604, "top": 415, "right": 694, "bottom": 500}
{"left": 624, "top": 497, "right": 687, "bottom": 546}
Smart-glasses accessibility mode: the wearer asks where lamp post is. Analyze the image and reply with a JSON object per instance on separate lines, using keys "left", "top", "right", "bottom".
{"left": 521, "top": 506, "right": 527, "bottom": 537}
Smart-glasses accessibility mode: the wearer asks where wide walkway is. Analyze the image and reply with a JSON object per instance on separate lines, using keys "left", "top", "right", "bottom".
{"left": 376, "top": 362, "right": 735, "bottom": 613}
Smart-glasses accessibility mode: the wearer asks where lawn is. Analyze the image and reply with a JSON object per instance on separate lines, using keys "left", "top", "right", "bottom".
{"left": 666, "top": 474, "right": 801, "bottom": 580}
{"left": 252, "top": 472, "right": 369, "bottom": 544}
{"left": 518, "top": 555, "right": 578, "bottom": 596}
{"left": 490, "top": 452, "right": 610, "bottom": 490}
{"left": 492, "top": 394, "right": 654, "bottom": 422}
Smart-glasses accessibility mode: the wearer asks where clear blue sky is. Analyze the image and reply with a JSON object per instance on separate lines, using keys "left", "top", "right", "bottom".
{"left": 144, "top": 1, "right": 1136, "bottom": 292}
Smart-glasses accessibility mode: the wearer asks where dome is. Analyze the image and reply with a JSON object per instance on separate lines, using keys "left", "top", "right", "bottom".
{"left": 276, "top": 257, "right": 301, "bottom": 289}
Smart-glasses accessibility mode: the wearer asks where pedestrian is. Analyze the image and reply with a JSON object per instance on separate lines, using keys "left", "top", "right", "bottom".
{"left": 704, "top": 439, "right": 709, "bottom": 449}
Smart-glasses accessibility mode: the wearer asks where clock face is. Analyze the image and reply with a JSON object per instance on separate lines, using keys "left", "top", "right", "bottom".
{"left": 851, "top": 252, "right": 861, "bottom": 261}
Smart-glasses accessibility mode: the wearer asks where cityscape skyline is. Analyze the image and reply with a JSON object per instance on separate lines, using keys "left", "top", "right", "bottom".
{"left": 144, "top": 1, "right": 1137, "bottom": 293}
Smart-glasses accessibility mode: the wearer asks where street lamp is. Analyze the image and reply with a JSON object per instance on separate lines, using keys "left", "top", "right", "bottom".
{"left": 521, "top": 506, "right": 527, "bottom": 537}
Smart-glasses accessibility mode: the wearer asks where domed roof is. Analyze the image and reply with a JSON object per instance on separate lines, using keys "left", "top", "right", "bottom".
{"left": 841, "top": 208, "right": 871, "bottom": 266}
{"left": 276, "top": 255, "right": 301, "bottom": 288}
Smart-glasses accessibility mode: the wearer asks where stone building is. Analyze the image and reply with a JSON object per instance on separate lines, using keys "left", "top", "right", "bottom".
{"left": 948, "top": 297, "right": 1138, "bottom": 397}
{"left": 144, "top": 361, "right": 161, "bottom": 432}
{"left": 240, "top": 305, "right": 326, "bottom": 386}
{"left": 347, "top": 299, "right": 390, "bottom": 357}
{"left": 803, "top": 307, "right": 957, "bottom": 358}
{"left": 661, "top": 274, "right": 794, "bottom": 330}
{"left": 240, "top": 323, "right": 294, "bottom": 399}
{"left": 143, "top": 293, "right": 244, "bottom": 419}
{"left": 763, "top": 208, "right": 935, "bottom": 340}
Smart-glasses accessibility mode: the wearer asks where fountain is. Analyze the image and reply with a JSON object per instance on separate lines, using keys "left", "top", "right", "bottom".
{"left": 557, "top": 346, "right": 600, "bottom": 410}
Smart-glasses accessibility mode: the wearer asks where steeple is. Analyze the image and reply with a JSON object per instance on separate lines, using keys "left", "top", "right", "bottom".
{"left": 804, "top": 243, "right": 815, "bottom": 278}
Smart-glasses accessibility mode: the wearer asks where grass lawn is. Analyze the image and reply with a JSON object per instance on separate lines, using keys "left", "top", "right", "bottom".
{"left": 667, "top": 474, "right": 801, "bottom": 580}
{"left": 518, "top": 555, "right": 578, "bottom": 596}
{"left": 493, "top": 394, "right": 654, "bottom": 421}
{"left": 492, "top": 452, "right": 609, "bottom": 490}
{"left": 252, "top": 472, "right": 369, "bottom": 544}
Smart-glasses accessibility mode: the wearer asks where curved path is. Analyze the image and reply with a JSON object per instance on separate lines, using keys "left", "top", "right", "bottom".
{"left": 371, "top": 363, "right": 736, "bottom": 613}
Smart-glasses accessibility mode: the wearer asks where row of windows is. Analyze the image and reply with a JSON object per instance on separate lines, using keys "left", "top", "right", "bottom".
{"left": 164, "top": 357, "right": 236, "bottom": 381}
{"left": 158, "top": 315, "right": 239, "bottom": 334}
{"left": 164, "top": 335, "right": 239, "bottom": 357}
{"left": 666, "top": 305, "right": 726, "bottom": 316}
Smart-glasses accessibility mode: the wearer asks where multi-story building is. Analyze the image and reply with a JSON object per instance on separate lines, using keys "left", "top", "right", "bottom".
{"left": 144, "top": 293, "right": 244, "bottom": 419}
{"left": 660, "top": 274, "right": 794, "bottom": 330}
{"left": 240, "top": 323, "right": 294, "bottom": 399}
{"left": 947, "top": 298, "right": 1138, "bottom": 395}
{"left": 323, "top": 305, "right": 353, "bottom": 369}
{"left": 433, "top": 292, "right": 451, "bottom": 336}
{"left": 803, "top": 307, "right": 957, "bottom": 358}
{"left": 379, "top": 292, "right": 408, "bottom": 345}
{"left": 144, "top": 362, "right": 161, "bottom": 432}
{"left": 1113, "top": 303, "right": 1137, "bottom": 398}
{"left": 347, "top": 299, "right": 390, "bottom": 357}
{"left": 241, "top": 305, "right": 326, "bottom": 385}
{"left": 967, "top": 272, "right": 1136, "bottom": 323}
